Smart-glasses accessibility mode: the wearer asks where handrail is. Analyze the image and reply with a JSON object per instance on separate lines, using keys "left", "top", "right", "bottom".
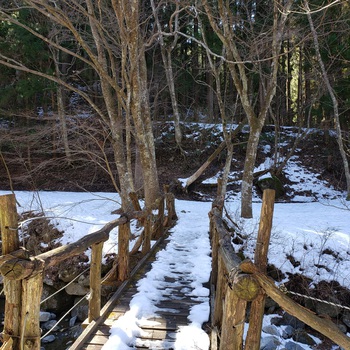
{"left": 0, "top": 190, "right": 177, "bottom": 350}
{"left": 0, "top": 212, "right": 142, "bottom": 280}
{"left": 209, "top": 189, "right": 350, "bottom": 350}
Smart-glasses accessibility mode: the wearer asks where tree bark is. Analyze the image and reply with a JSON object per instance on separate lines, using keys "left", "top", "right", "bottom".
{"left": 151, "top": 0, "right": 182, "bottom": 147}
{"left": 0, "top": 194, "right": 21, "bottom": 349}
{"left": 304, "top": 0, "right": 350, "bottom": 199}
{"left": 202, "top": 0, "right": 293, "bottom": 218}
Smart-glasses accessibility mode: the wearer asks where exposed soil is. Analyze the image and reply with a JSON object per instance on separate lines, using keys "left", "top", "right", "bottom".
{"left": 0, "top": 121, "right": 346, "bottom": 199}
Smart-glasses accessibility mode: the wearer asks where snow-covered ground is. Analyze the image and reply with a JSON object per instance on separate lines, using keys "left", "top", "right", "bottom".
{"left": 0, "top": 152, "right": 349, "bottom": 349}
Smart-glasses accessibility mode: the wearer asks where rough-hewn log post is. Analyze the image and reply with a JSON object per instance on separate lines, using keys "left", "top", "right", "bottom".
{"left": 164, "top": 187, "right": 177, "bottom": 227}
{"left": 118, "top": 223, "right": 130, "bottom": 281}
{"left": 152, "top": 197, "right": 164, "bottom": 240}
{"left": 141, "top": 216, "right": 152, "bottom": 255}
{"left": 0, "top": 194, "right": 21, "bottom": 349}
{"left": 20, "top": 272, "right": 43, "bottom": 350}
{"left": 219, "top": 286, "right": 247, "bottom": 350}
{"left": 210, "top": 205, "right": 261, "bottom": 348}
{"left": 245, "top": 189, "right": 275, "bottom": 350}
{"left": 213, "top": 255, "right": 224, "bottom": 326}
{"left": 89, "top": 242, "right": 103, "bottom": 322}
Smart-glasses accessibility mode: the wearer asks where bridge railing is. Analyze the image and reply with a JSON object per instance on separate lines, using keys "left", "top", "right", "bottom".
{"left": 0, "top": 188, "right": 177, "bottom": 350}
{"left": 209, "top": 189, "right": 350, "bottom": 350}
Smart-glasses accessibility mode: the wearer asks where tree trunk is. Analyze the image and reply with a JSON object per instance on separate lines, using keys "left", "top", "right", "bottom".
{"left": 151, "top": 0, "right": 182, "bottom": 147}
{"left": 52, "top": 44, "right": 72, "bottom": 163}
{"left": 241, "top": 122, "right": 263, "bottom": 218}
{"left": 203, "top": 0, "right": 293, "bottom": 218}
{"left": 305, "top": 0, "right": 350, "bottom": 199}
{"left": 128, "top": 0, "right": 160, "bottom": 207}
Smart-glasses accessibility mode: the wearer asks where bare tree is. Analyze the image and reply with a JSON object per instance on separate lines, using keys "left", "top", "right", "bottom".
{"left": 201, "top": 0, "right": 294, "bottom": 217}
{"left": 303, "top": 0, "right": 350, "bottom": 199}
{"left": 151, "top": 0, "right": 182, "bottom": 148}
{"left": 0, "top": 0, "right": 160, "bottom": 209}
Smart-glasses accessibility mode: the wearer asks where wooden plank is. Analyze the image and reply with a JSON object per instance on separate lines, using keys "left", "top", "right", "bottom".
{"left": 138, "top": 328, "right": 172, "bottom": 340}
{"left": 84, "top": 334, "right": 109, "bottom": 345}
{"left": 91, "top": 326, "right": 110, "bottom": 335}
{"left": 80, "top": 345, "right": 104, "bottom": 350}
{"left": 135, "top": 338, "right": 176, "bottom": 349}
{"left": 155, "top": 311, "right": 189, "bottom": 318}
{"left": 141, "top": 317, "right": 187, "bottom": 330}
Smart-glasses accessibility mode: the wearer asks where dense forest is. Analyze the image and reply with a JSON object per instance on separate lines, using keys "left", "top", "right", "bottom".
{"left": 0, "top": 0, "right": 349, "bottom": 217}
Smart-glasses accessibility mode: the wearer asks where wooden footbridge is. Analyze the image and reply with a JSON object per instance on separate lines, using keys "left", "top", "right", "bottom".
{"left": 72, "top": 232, "right": 207, "bottom": 350}
{"left": 0, "top": 190, "right": 349, "bottom": 350}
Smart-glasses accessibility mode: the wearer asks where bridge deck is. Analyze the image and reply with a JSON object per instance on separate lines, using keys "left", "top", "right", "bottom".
{"left": 79, "top": 281, "right": 203, "bottom": 349}
{"left": 71, "top": 231, "right": 210, "bottom": 350}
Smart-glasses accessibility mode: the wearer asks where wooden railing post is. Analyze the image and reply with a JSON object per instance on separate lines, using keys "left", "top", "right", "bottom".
{"left": 220, "top": 288, "right": 247, "bottom": 350}
{"left": 213, "top": 255, "right": 224, "bottom": 326}
{"left": 152, "top": 197, "right": 164, "bottom": 240}
{"left": 141, "top": 216, "right": 152, "bottom": 255}
{"left": 118, "top": 222, "right": 130, "bottom": 281}
{"left": 164, "top": 185, "right": 177, "bottom": 227}
{"left": 210, "top": 206, "right": 261, "bottom": 349}
{"left": 89, "top": 242, "right": 103, "bottom": 322}
{"left": 0, "top": 194, "right": 21, "bottom": 349}
{"left": 20, "top": 272, "right": 43, "bottom": 350}
{"left": 209, "top": 208, "right": 222, "bottom": 287}
{"left": 245, "top": 189, "right": 275, "bottom": 350}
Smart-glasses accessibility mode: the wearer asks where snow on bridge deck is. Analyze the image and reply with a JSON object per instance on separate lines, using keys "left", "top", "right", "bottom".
{"left": 71, "top": 200, "right": 212, "bottom": 350}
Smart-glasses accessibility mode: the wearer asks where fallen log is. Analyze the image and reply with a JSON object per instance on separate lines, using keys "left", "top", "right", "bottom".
{"left": 185, "top": 122, "right": 246, "bottom": 189}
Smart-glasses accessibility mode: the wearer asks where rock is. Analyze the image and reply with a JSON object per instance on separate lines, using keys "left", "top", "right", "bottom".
{"left": 292, "top": 329, "right": 316, "bottom": 346}
{"left": 59, "top": 266, "right": 82, "bottom": 283}
{"left": 69, "top": 315, "right": 77, "bottom": 327}
{"left": 282, "top": 325, "right": 294, "bottom": 339}
{"left": 41, "top": 284, "right": 74, "bottom": 314}
{"left": 315, "top": 299, "right": 340, "bottom": 318}
{"left": 41, "top": 334, "right": 56, "bottom": 343}
{"left": 260, "top": 336, "right": 280, "bottom": 350}
{"left": 65, "top": 282, "right": 89, "bottom": 296}
{"left": 257, "top": 173, "right": 284, "bottom": 199}
{"left": 337, "top": 322, "right": 347, "bottom": 334}
{"left": 42, "top": 319, "right": 59, "bottom": 332}
{"left": 342, "top": 311, "right": 350, "bottom": 328}
{"left": 77, "top": 274, "right": 90, "bottom": 287}
{"left": 262, "top": 324, "right": 280, "bottom": 337}
{"left": 71, "top": 297, "right": 89, "bottom": 321}
{"left": 285, "top": 341, "right": 306, "bottom": 350}
{"left": 265, "top": 297, "right": 279, "bottom": 314}
{"left": 40, "top": 311, "right": 51, "bottom": 322}
{"left": 276, "top": 312, "right": 305, "bottom": 329}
